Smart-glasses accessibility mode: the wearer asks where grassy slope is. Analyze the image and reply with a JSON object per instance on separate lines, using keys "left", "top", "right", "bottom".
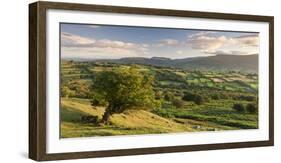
{"left": 60, "top": 61, "right": 258, "bottom": 138}
{"left": 61, "top": 98, "right": 195, "bottom": 138}
{"left": 156, "top": 99, "right": 258, "bottom": 130}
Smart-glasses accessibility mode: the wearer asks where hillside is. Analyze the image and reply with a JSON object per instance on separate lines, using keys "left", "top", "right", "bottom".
{"left": 92, "top": 54, "right": 258, "bottom": 73}
{"left": 173, "top": 54, "right": 258, "bottom": 73}
{"left": 60, "top": 98, "right": 195, "bottom": 138}
{"left": 60, "top": 61, "right": 258, "bottom": 138}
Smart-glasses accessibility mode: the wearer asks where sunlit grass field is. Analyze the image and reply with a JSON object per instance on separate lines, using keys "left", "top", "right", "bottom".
{"left": 60, "top": 61, "right": 258, "bottom": 138}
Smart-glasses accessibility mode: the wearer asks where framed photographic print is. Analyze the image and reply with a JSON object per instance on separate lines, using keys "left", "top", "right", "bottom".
{"left": 29, "top": 1, "right": 274, "bottom": 161}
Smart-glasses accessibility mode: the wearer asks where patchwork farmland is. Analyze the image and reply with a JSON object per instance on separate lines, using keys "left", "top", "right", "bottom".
{"left": 60, "top": 60, "right": 258, "bottom": 138}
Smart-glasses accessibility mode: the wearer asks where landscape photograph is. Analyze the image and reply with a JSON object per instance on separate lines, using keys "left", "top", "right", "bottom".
{"left": 60, "top": 23, "right": 259, "bottom": 138}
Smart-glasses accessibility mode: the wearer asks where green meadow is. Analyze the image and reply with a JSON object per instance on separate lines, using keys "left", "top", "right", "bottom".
{"left": 60, "top": 60, "right": 258, "bottom": 138}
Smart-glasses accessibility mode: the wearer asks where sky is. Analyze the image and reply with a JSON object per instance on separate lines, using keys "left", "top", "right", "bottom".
{"left": 60, "top": 23, "right": 259, "bottom": 59}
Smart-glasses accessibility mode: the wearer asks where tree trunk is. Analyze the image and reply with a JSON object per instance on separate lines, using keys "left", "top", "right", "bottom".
{"left": 100, "top": 108, "right": 112, "bottom": 124}
{"left": 101, "top": 111, "right": 110, "bottom": 123}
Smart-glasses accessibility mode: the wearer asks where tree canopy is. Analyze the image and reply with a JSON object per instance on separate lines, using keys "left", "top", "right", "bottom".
{"left": 92, "top": 67, "right": 160, "bottom": 123}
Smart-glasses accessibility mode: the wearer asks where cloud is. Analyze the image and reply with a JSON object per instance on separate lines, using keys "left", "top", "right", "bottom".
{"left": 188, "top": 31, "right": 217, "bottom": 39}
{"left": 94, "top": 39, "right": 138, "bottom": 49}
{"left": 62, "top": 47, "right": 140, "bottom": 59}
{"left": 187, "top": 32, "right": 259, "bottom": 55}
{"left": 61, "top": 32, "right": 96, "bottom": 47}
{"left": 203, "top": 50, "right": 252, "bottom": 55}
{"left": 89, "top": 25, "right": 100, "bottom": 28}
{"left": 156, "top": 39, "right": 179, "bottom": 47}
{"left": 176, "top": 50, "right": 183, "bottom": 54}
{"left": 188, "top": 35, "right": 229, "bottom": 50}
{"left": 235, "top": 34, "right": 259, "bottom": 47}
{"left": 61, "top": 32, "right": 149, "bottom": 59}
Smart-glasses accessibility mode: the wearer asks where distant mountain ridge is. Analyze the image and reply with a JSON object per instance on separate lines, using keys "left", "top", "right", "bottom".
{"left": 172, "top": 54, "right": 258, "bottom": 73}
{"left": 67, "top": 54, "right": 258, "bottom": 73}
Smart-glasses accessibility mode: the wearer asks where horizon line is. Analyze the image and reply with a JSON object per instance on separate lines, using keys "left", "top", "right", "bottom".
{"left": 61, "top": 53, "right": 258, "bottom": 60}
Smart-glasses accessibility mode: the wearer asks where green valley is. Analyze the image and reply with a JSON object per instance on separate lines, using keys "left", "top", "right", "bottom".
{"left": 60, "top": 59, "right": 258, "bottom": 138}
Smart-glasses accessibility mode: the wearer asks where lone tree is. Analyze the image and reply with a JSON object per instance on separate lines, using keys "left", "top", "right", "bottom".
{"left": 92, "top": 67, "right": 159, "bottom": 124}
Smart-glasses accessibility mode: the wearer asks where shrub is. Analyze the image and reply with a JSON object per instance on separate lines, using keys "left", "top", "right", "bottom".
{"left": 164, "top": 92, "right": 174, "bottom": 101}
{"left": 61, "top": 86, "right": 75, "bottom": 98}
{"left": 174, "top": 91, "right": 184, "bottom": 97}
{"left": 154, "top": 91, "right": 163, "bottom": 100}
{"left": 182, "top": 92, "right": 205, "bottom": 105}
{"left": 172, "top": 99, "right": 184, "bottom": 108}
{"left": 81, "top": 115, "right": 99, "bottom": 125}
{"left": 233, "top": 103, "right": 245, "bottom": 112}
{"left": 152, "top": 109, "right": 174, "bottom": 118}
{"left": 220, "top": 93, "right": 230, "bottom": 99}
{"left": 182, "top": 92, "right": 196, "bottom": 101}
{"left": 233, "top": 95, "right": 256, "bottom": 101}
{"left": 194, "top": 95, "right": 204, "bottom": 105}
{"left": 63, "top": 80, "right": 92, "bottom": 98}
{"left": 246, "top": 103, "right": 258, "bottom": 113}
{"left": 211, "top": 94, "right": 220, "bottom": 100}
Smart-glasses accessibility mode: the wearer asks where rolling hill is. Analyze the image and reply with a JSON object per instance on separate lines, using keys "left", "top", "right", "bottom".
{"left": 60, "top": 98, "right": 195, "bottom": 138}
{"left": 92, "top": 54, "right": 258, "bottom": 73}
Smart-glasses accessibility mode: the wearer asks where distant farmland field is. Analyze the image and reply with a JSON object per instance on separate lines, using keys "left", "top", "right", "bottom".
{"left": 60, "top": 60, "right": 258, "bottom": 138}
